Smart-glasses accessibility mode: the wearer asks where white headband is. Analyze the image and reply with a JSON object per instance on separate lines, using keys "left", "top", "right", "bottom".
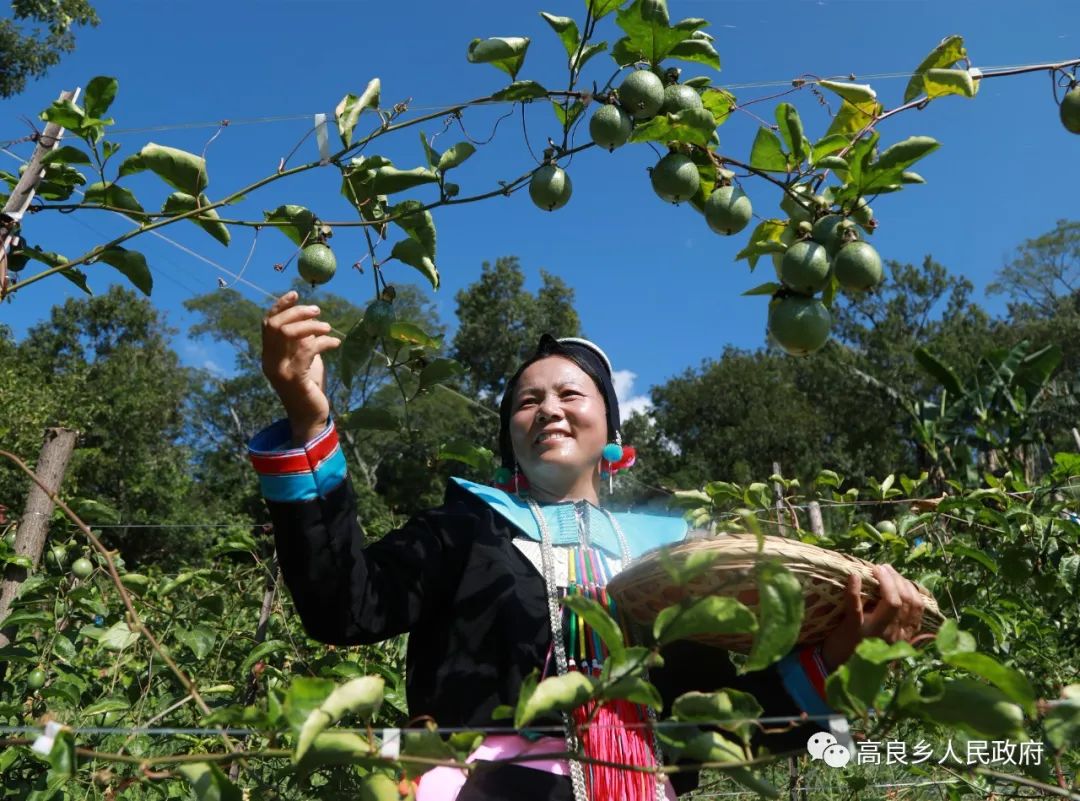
{"left": 556, "top": 336, "right": 613, "bottom": 376}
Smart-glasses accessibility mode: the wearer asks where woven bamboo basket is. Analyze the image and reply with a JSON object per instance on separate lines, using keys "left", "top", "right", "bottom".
{"left": 608, "top": 534, "right": 945, "bottom": 652}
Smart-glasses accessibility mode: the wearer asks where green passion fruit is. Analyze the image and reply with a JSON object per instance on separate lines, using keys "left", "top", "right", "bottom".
{"left": 72, "top": 557, "right": 94, "bottom": 579}
{"left": 1061, "top": 84, "right": 1080, "bottom": 134}
{"left": 780, "top": 240, "right": 831, "bottom": 294}
{"left": 529, "top": 164, "right": 573, "bottom": 211}
{"left": 650, "top": 153, "right": 700, "bottom": 204}
{"left": 833, "top": 241, "right": 884, "bottom": 292}
{"left": 363, "top": 299, "right": 396, "bottom": 337}
{"left": 703, "top": 185, "right": 752, "bottom": 235}
{"left": 660, "top": 84, "right": 704, "bottom": 116}
{"left": 298, "top": 243, "right": 337, "bottom": 286}
{"left": 589, "top": 104, "right": 633, "bottom": 152}
{"left": 771, "top": 225, "right": 798, "bottom": 279}
{"left": 27, "top": 669, "right": 46, "bottom": 690}
{"left": 812, "top": 214, "right": 857, "bottom": 257}
{"left": 618, "top": 70, "right": 665, "bottom": 120}
{"left": 769, "top": 296, "right": 832, "bottom": 357}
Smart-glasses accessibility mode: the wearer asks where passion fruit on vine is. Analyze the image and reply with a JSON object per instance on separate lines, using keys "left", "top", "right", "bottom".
{"left": 618, "top": 70, "right": 665, "bottom": 120}
{"left": 812, "top": 214, "right": 857, "bottom": 257}
{"left": 650, "top": 153, "right": 700, "bottom": 204}
{"left": 768, "top": 295, "right": 832, "bottom": 357}
{"left": 703, "top": 185, "right": 752, "bottom": 235}
{"left": 779, "top": 240, "right": 831, "bottom": 294}
{"left": 589, "top": 104, "right": 633, "bottom": 152}
{"left": 660, "top": 84, "right": 703, "bottom": 115}
{"left": 298, "top": 243, "right": 337, "bottom": 286}
{"left": 27, "top": 669, "right": 46, "bottom": 690}
{"left": 72, "top": 557, "right": 94, "bottom": 579}
{"left": 833, "top": 241, "right": 884, "bottom": 292}
{"left": 363, "top": 299, "right": 396, "bottom": 337}
{"left": 529, "top": 164, "right": 573, "bottom": 211}
{"left": 1061, "top": 84, "right": 1080, "bottom": 134}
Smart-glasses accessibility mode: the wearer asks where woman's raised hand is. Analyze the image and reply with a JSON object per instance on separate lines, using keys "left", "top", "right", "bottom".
{"left": 820, "top": 563, "right": 926, "bottom": 672}
{"left": 261, "top": 290, "right": 341, "bottom": 446}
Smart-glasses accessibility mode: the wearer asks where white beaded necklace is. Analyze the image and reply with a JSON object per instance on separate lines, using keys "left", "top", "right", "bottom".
{"left": 525, "top": 496, "right": 666, "bottom": 801}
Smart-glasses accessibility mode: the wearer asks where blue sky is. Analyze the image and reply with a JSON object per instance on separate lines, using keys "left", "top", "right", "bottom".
{"left": 2, "top": 0, "right": 1078, "bottom": 418}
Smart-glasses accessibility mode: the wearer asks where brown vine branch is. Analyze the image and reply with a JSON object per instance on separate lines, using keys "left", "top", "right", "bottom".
{"left": 0, "top": 449, "right": 238, "bottom": 756}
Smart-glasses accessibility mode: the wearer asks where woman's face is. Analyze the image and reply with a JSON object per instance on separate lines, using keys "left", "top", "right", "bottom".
{"left": 508, "top": 356, "right": 609, "bottom": 488}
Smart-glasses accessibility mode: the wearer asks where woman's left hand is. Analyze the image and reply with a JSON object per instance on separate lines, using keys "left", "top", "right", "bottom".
{"left": 819, "top": 564, "right": 926, "bottom": 672}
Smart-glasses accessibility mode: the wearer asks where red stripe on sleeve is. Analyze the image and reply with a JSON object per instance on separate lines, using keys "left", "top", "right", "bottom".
{"left": 249, "top": 422, "right": 339, "bottom": 475}
{"left": 798, "top": 645, "right": 828, "bottom": 699}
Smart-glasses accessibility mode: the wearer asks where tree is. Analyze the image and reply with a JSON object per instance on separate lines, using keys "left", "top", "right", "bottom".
{"left": 988, "top": 219, "right": 1080, "bottom": 318}
{"left": 451, "top": 256, "right": 581, "bottom": 403}
{"left": 0, "top": 0, "right": 98, "bottom": 98}
{"left": 2, "top": 286, "right": 223, "bottom": 565}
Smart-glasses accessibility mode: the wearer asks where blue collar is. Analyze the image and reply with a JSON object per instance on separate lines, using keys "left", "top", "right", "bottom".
{"left": 450, "top": 477, "right": 687, "bottom": 560}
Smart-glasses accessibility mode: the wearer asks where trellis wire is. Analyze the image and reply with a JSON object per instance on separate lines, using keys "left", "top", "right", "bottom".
{"left": 1, "top": 58, "right": 1073, "bottom": 140}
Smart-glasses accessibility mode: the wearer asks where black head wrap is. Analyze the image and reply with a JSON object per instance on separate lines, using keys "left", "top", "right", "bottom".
{"left": 498, "top": 334, "right": 620, "bottom": 469}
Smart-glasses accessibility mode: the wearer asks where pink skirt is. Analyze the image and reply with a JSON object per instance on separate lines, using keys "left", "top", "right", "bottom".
{"left": 415, "top": 734, "right": 678, "bottom": 801}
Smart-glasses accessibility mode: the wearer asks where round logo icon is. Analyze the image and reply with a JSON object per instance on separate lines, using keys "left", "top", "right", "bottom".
{"left": 806, "top": 732, "right": 836, "bottom": 760}
{"left": 823, "top": 743, "right": 851, "bottom": 768}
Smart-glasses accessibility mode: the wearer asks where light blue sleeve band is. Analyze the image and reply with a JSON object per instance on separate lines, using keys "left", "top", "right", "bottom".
{"left": 777, "top": 650, "right": 835, "bottom": 719}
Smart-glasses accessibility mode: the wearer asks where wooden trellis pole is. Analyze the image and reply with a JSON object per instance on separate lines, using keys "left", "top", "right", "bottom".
{"left": 0, "top": 87, "right": 80, "bottom": 299}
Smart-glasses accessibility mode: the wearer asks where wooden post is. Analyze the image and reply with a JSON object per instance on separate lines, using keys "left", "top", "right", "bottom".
{"left": 0, "top": 427, "right": 79, "bottom": 648}
{"left": 0, "top": 88, "right": 80, "bottom": 298}
{"left": 808, "top": 501, "right": 825, "bottom": 537}
{"left": 772, "top": 460, "right": 786, "bottom": 536}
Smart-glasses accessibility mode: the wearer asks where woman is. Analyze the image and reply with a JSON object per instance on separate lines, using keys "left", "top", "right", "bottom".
{"left": 248, "top": 290, "right": 926, "bottom": 801}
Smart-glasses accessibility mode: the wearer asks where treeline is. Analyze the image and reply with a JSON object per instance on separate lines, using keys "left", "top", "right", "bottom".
{"left": 1, "top": 221, "right": 1077, "bottom": 569}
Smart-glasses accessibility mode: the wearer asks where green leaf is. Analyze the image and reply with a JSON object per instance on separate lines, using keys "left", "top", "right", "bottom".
{"left": 945, "top": 543, "right": 999, "bottom": 574}
{"left": 943, "top": 652, "right": 1036, "bottom": 717}
{"left": 100, "top": 621, "right": 139, "bottom": 651}
{"left": 744, "top": 562, "right": 803, "bottom": 672}
{"left": 742, "top": 281, "right": 782, "bottom": 297}
{"left": 284, "top": 677, "right": 336, "bottom": 731}
{"left": 629, "top": 106, "right": 716, "bottom": 146}
{"left": 749, "top": 128, "right": 788, "bottom": 173}
{"left": 573, "top": 41, "right": 609, "bottom": 72}
{"left": 590, "top": 0, "right": 623, "bottom": 20}
{"left": 701, "top": 87, "right": 735, "bottom": 126}
{"left": 41, "top": 146, "right": 92, "bottom": 166}
{"left": 540, "top": 12, "right": 580, "bottom": 58}
{"left": 491, "top": 80, "right": 549, "bottom": 101}
{"left": 390, "top": 238, "right": 439, "bottom": 289}
{"left": 40, "top": 98, "right": 85, "bottom": 130}
{"left": 1044, "top": 691, "right": 1080, "bottom": 751}
{"left": 339, "top": 324, "right": 373, "bottom": 390}
{"left": 47, "top": 729, "right": 77, "bottom": 777}
{"left": 904, "top": 35, "right": 967, "bottom": 103}
{"left": 387, "top": 321, "right": 441, "bottom": 349}
{"left": 815, "top": 155, "right": 848, "bottom": 170}
{"left": 735, "top": 219, "right": 788, "bottom": 270}
{"left": 811, "top": 133, "right": 849, "bottom": 162}
{"left": 918, "top": 678, "right": 1024, "bottom": 739}
{"left": 264, "top": 204, "right": 318, "bottom": 247}
{"left": 240, "top": 640, "right": 289, "bottom": 676}
{"left": 613, "top": 0, "right": 701, "bottom": 66}
{"left": 818, "top": 80, "right": 877, "bottom": 105}
{"left": 874, "top": 135, "right": 940, "bottom": 173}
{"left": 178, "top": 763, "right": 242, "bottom": 801}
{"left": 97, "top": 247, "right": 152, "bottom": 296}
{"left": 336, "top": 78, "right": 381, "bottom": 147}
{"left": 824, "top": 99, "right": 882, "bottom": 139}
{"left": 467, "top": 37, "right": 531, "bottom": 81}
{"left": 924, "top": 68, "right": 978, "bottom": 99}
{"left": 82, "top": 697, "right": 130, "bottom": 717}
{"left": 122, "top": 143, "right": 209, "bottom": 193}
{"left": 388, "top": 200, "right": 436, "bottom": 258}
{"left": 294, "top": 732, "right": 378, "bottom": 771}
{"left": 437, "top": 142, "right": 476, "bottom": 172}
{"left": 901, "top": 170, "right": 925, "bottom": 184}
{"left": 914, "top": 346, "right": 964, "bottom": 395}
{"left": 84, "top": 76, "right": 119, "bottom": 119}
{"left": 437, "top": 439, "right": 494, "bottom": 473}
{"left": 672, "top": 689, "right": 762, "bottom": 744}
{"left": 84, "top": 181, "right": 146, "bottom": 223}
{"left": 935, "top": 620, "right": 977, "bottom": 656}
{"left": 680, "top": 731, "right": 780, "bottom": 798}
{"left": 667, "top": 32, "right": 721, "bottom": 70}
{"left": 551, "top": 100, "right": 585, "bottom": 129}
{"left": 654, "top": 596, "right": 757, "bottom": 646}
{"left": 515, "top": 672, "right": 596, "bottom": 728}
{"left": 562, "top": 594, "right": 625, "bottom": 660}
{"left": 418, "top": 358, "right": 465, "bottom": 393}
{"left": 372, "top": 165, "right": 439, "bottom": 195}
{"left": 161, "top": 192, "right": 230, "bottom": 246}
{"left": 419, "top": 130, "right": 439, "bottom": 169}
{"left": 340, "top": 407, "right": 400, "bottom": 432}
{"left": 295, "top": 677, "right": 384, "bottom": 763}
{"left": 774, "top": 104, "right": 807, "bottom": 165}
{"left": 175, "top": 624, "right": 216, "bottom": 660}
